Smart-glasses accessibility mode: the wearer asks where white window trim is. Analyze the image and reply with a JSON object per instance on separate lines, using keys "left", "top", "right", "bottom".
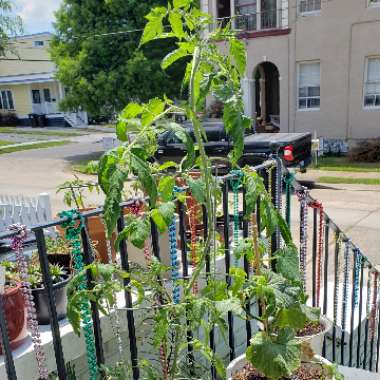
{"left": 0, "top": 89, "right": 15, "bottom": 111}
{"left": 363, "top": 56, "right": 380, "bottom": 110}
{"left": 299, "top": 0, "right": 321, "bottom": 16}
{"left": 297, "top": 60, "right": 321, "bottom": 112}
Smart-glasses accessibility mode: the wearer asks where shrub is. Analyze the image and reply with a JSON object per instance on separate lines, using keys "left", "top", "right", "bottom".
{"left": 349, "top": 138, "right": 380, "bottom": 162}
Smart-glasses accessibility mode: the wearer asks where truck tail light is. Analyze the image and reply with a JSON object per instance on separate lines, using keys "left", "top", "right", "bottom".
{"left": 283, "top": 145, "right": 294, "bottom": 162}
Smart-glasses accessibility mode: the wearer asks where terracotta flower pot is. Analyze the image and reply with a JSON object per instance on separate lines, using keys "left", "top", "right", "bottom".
{"left": 0, "top": 285, "right": 28, "bottom": 353}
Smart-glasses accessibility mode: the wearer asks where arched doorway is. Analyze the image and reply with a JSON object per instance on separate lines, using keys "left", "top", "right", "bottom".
{"left": 253, "top": 62, "right": 280, "bottom": 131}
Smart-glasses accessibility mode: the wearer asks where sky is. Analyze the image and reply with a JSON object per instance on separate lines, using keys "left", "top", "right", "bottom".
{"left": 13, "top": 0, "right": 62, "bottom": 34}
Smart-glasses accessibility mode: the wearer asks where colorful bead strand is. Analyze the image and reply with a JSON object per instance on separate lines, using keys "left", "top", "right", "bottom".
{"left": 230, "top": 170, "right": 242, "bottom": 267}
{"left": 370, "top": 272, "right": 378, "bottom": 340}
{"left": 59, "top": 210, "right": 98, "bottom": 380}
{"left": 333, "top": 235, "right": 342, "bottom": 327}
{"left": 353, "top": 249, "right": 362, "bottom": 308}
{"left": 169, "top": 219, "right": 180, "bottom": 304}
{"left": 341, "top": 240, "right": 350, "bottom": 331}
{"left": 297, "top": 190, "right": 309, "bottom": 289}
{"left": 273, "top": 156, "right": 283, "bottom": 249}
{"left": 9, "top": 224, "right": 49, "bottom": 380}
{"left": 308, "top": 200, "right": 324, "bottom": 307}
{"left": 188, "top": 197, "right": 198, "bottom": 294}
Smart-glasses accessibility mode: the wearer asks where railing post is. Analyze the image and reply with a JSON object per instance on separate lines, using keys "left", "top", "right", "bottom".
{"left": 80, "top": 223, "right": 105, "bottom": 367}
{"left": 117, "top": 212, "right": 140, "bottom": 380}
{"left": 34, "top": 228, "right": 67, "bottom": 380}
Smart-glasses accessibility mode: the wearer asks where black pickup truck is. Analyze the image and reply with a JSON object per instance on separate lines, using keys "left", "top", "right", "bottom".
{"left": 155, "top": 122, "right": 312, "bottom": 170}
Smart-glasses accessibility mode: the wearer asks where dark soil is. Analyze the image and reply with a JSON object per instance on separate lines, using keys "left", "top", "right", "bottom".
{"left": 297, "top": 321, "right": 324, "bottom": 337}
{"left": 232, "top": 363, "right": 322, "bottom": 380}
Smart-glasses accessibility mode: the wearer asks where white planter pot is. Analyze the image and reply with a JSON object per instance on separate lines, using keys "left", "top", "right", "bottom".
{"left": 226, "top": 354, "right": 334, "bottom": 380}
{"left": 298, "top": 316, "right": 332, "bottom": 359}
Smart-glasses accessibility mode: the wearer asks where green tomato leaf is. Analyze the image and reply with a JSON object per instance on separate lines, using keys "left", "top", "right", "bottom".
{"left": 275, "top": 244, "right": 301, "bottom": 282}
{"left": 187, "top": 176, "right": 206, "bottom": 205}
{"left": 230, "top": 38, "right": 247, "bottom": 75}
{"left": 116, "top": 215, "right": 150, "bottom": 249}
{"left": 130, "top": 151, "right": 157, "bottom": 207}
{"left": 151, "top": 201, "right": 175, "bottom": 232}
{"left": 141, "top": 98, "right": 166, "bottom": 127}
{"left": 243, "top": 169, "right": 266, "bottom": 217}
{"left": 174, "top": 0, "right": 191, "bottom": 8}
{"left": 140, "top": 7, "right": 167, "bottom": 45}
{"left": 158, "top": 176, "right": 175, "bottom": 202}
{"left": 247, "top": 330, "right": 301, "bottom": 380}
{"left": 277, "top": 306, "right": 307, "bottom": 330}
{"left": 169, "top": 11, "right": 186, "bottom": 38}
{"left": 161, "top": 48, "right": 190, "bottom": 70}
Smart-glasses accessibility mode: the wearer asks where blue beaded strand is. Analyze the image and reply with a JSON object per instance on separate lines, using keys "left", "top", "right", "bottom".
{"left": 341, "top": 240, "right": 350, "bottom": 331}
{"left": 353, "top": 248, "right": 362, "bottom": 308}
{"left": 169, "top": 219, "right": 180, "bottom": 304}
{"left": 230, "top": 170, "right": 243, "bottom": 267}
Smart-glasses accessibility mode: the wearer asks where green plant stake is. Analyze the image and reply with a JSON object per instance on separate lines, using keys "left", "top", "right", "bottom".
{"left": 59, "top": 210, "right": 98, "bottom": 380}
{"left": 230, "top": 170, "right": 243, "bottom": 267}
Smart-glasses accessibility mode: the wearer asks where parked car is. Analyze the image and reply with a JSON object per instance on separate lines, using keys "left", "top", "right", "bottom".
{"left": 155, "top": 121, "right": 312, "bottom": 170}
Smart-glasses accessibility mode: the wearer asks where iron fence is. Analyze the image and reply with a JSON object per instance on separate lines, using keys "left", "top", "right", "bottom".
{"left": 0, "top": 157, "right": 379, "bottom": 379}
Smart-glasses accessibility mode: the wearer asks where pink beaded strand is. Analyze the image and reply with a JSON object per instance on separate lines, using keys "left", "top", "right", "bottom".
{"left": 9, "top": 224, "right": 49, "bottom": 380}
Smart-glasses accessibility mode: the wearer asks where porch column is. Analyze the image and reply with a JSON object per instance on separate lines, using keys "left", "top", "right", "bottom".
{"left": 241, "top": 77, "right": 255, "bottom": 119}
{"left": 58, "top": 82, "right": 64, "bottom": 101}
{"left": 230, "top": 0, "right": 236, "bottom": 28}
{"left": 259, "top": 78, "right": 266, "bottom": 124}
{"left": 256, "top": 0, "right": 261, "bottom": 30}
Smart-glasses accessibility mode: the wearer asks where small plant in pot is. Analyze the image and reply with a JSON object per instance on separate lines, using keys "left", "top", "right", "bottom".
{"left": 0, "top": 261, "right": 29, "bottom": 352}
{"left": 27, "top": 260, "right": 71, "bottom": 325}
{"left": 44, "top": 236, "right": 72, "bottom": 270}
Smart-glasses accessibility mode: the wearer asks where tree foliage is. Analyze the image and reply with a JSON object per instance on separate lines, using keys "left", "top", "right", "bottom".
{"left": 0, "top": 0, "right": 23, "bottom": 55}
{"left": 51, "top": 0, "right": 187, "bottom": 118}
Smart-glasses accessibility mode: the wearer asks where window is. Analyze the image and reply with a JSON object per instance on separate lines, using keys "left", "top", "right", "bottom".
{"left": 43, "top": 88, "right": 51, "bottom": 102}
{"left": 298, "top": 62, "right": 321, "bottom": 110}
{"left": 34, "top": 40, "right": 44, "bottom": 47}
{"left": 300, "top": 0, "right": 321, "bottom": 14}
{"left": 364, "top": 57, "right": 380, "bottom": 108}
{"left": 32, "top": 90, "right": 41, "bottom": 104}
{"left": 0, "top": 90, "right": 14, "bottom": 110}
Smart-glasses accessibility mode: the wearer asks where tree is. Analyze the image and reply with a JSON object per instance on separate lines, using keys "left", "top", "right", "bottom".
{"left": 51, "top": 0, "right": 187, "bottom": 119}
{"left": 0, "top": 0, "right": 23, "bottom": 55}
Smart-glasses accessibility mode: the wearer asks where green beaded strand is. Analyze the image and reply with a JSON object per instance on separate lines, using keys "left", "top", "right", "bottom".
{"left": 59, "top": 210, "right": 98, "bottom": 380}
{"left": 230, "top": 170, "right": 243, "bottom": 267}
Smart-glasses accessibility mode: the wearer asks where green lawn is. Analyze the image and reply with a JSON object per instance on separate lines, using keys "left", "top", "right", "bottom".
{"left": 0, "top": 140, "right": 71, "bottom": 154}
{"left": 0, "top": 127, "right": 84, "bottom": 137}
{"left": 0, "top": 140, "right": 14, "bottom": 146}
{"left": 318, "top": 176, "right": 380, "bottom": 185}
{"left": 314, "top": 156, "right": 380, "bottom": 172}
{"left": 72, "top": 159, "right": 99, "bottom": 175}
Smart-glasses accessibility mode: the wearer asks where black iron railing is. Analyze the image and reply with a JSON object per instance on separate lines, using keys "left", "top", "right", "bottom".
{"left": 0, "top": 157, "right": 379, "bottom": 379}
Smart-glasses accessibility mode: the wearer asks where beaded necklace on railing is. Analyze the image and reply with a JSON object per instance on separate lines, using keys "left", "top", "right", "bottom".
{"left": 188, "top": 196, "right": 198, "bottom": 294}
{"left": 333, "top": 234, "right": 343, "bottom": 328}
{"left": 308, "top": 200, "right": 325, "bottom": 307}
{"left": 297, "top": 189, "right": 309, "bottom": 289}
{"left": 370, "top": 272, "right": 379, "bottom": 340}
{"left": 266, "top": 165, "right": 274, "bottom": 256}
{"left": 353, "top": 248, "right": 362, "bottom": 308}
{"left": 170, "top": 187, "right": 182, "bottom": 304}
{"left": 341, "top": 240, "right": 350, "bottom": 332}
{"left": 273, "top": 156, "right": 283, "bottom": 249}
{"left": 9, "top": 224, "right": 49, "bottom": 380}
{"left": 366, "top": 268, "right": 373, "bottom": 325}
{"left": 284, "top": 172, "right": 295, "bottom": 225}
{"left": 230, "top": 170, "right": 243, "bottom": 267}
{"left": 59, "top": 210, "right": 98, "bottom": 380}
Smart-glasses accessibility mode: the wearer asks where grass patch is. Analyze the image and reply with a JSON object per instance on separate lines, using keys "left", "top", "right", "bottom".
{"left": 318, "top": 176, "right": 380, "bottom": 185}
{"left": 0, "top": 140, "right": 14, "bottom": 146}
{"left": 314, "top": 156, "right": 380, "bottom": 172}
{"left": 72, "top": 159, "right": 99, "bottom": 175}
{"left": 0, "top": 127, "right": 84, "bottom": 137}
{"left": 0, "top": 140, "right": 71, "bottom": 154}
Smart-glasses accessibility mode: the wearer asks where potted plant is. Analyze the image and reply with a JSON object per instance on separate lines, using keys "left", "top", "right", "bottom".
{"left": 64, "top": 1, "right": 338, "bottom": 379}
{"left": 57, "top": 177, "right": 115, "bottom": 264}
{"left": 27, "top": 261, "right": 70, "bottom": 325}
{"left": 45, "top": 236, "right": 72, "bottom": 270}
{"left": 0, "top": 261, "right": 28, "bottom": 352}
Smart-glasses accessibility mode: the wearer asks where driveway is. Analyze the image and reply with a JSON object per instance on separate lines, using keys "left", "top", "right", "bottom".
{"left": 0, "top": 133, "right": 109, "bottom": 213}
{"left": 296, "top": 170, "right": 380, "bottom": 267}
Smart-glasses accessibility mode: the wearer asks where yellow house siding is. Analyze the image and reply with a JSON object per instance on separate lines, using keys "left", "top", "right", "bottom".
{"left": 0, "top": 84, "right": 32, "bottom": 116}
